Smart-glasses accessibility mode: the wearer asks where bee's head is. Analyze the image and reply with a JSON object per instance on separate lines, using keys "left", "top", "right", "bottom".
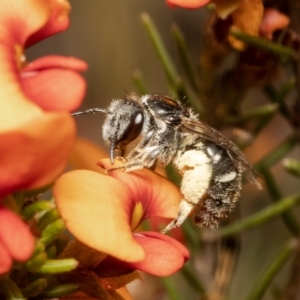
{"left": 102, "top": 99, "right": 144, "bottom": 163}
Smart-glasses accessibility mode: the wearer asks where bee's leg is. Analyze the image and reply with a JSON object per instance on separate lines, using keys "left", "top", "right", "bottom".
{"left": 162, "top": 155, "right": 212, "bottom": 233}
{"left": 161, "top": 199, "right": 194, "bottom": 233}
{"left": 106, "top": 160, "right": 148, "bottom": 173}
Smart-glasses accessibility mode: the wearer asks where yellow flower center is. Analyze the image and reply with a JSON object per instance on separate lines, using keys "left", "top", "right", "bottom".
{"left": 130, "top": 202, "right": 144, "bottom": 230}
{"left": 15, "top": 45, "right": 26, "bottom": 71}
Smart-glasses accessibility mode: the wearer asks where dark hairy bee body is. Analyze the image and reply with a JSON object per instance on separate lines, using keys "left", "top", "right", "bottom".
{"left": 73, "top": 93, "right": 261, "bottom": 232}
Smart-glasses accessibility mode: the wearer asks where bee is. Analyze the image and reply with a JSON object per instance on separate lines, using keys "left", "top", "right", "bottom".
{"left": 72, "top": 93, "right": 262, "bottom": 232}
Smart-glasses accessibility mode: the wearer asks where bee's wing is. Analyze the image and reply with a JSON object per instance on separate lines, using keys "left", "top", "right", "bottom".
{"left": 180, "top": 118, "right": 262, "bottom": 190}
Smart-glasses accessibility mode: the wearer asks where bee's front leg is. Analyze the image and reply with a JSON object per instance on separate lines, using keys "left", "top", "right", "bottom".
{"left": 106, "top": 159, "right": 147, "bottom": 173}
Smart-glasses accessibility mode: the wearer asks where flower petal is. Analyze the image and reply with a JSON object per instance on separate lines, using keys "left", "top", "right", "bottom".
{"left": 26, "top": 0, "right": 71, "bottom": 47}
{"left": 69, "top": 138, "right": 108, "bottom": 173}
{"left": 259, "top": 9, "right": 290, "bottom": 40}
{"left": 228, "top": 0, "right": 264, "bottom": 50}
{"left": 130, "top": 231, "right": 188, "bottom": 276}
{"left": 23, "top": 56, "right": 87, "bottom": 72}
{"left": 98, "top": 159, "right": 182, "bottom": 220}
{"left": 0, "top": 113, "right": 76, "bottom": 197}
{"left": 99, "top": 231, "right": 189, "bottom": 276}
{"left": 0, "top": 0, "right": 52, "bottom": 47}
{"left": 0, "top": 206, "right": 35, "bottom": 261}
{"left": 166, "top": 0, "right": 210, "bottom": 8}
{"left": 21, "top": 56, "right": 87, "bottom": 112}
{"left": 54, "top": 170, "right": 145, "bottom": 263}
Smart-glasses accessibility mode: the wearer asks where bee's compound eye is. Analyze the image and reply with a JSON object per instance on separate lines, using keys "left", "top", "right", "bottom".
{"left": 120, "top": 111, "right": 144, "bottom": 145}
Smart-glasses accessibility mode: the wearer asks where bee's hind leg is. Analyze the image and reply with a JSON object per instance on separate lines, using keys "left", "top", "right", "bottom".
{"left": 161, "top": 199, "right": 194, "bottom": 233}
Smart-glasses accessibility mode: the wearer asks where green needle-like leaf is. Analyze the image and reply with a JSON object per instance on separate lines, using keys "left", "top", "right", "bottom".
{"left": 0, "top": 277, "right": 25, "bottom": 300}
{"left": 31, "top": 240, "right": 45, "bottom": 258}
{"left": 256, "top": 133, "right": 299, "bottom": 169}
{"left": 37, "top": 259, "right": 78, "bottom": 273}
{"left": 284, "top": 158, "right": 300, "bottom": 177}
{"left": 141, "top": 13, "right": 179, "bottom": 86}
{"left": 26, "top": 252, "right": 47, "bottom": 272}
{"left": 42, "top": 283, "right": 79, "bottom": 298}
{"left": 22, "top": 200, "right": 54, "bottom": 221}
{"left": 230, "top": 30, "right": 297, "bottom": 61}
{"left": 217, "top": 193, "right": 300, "bottom": 238}
{"left": 180, "top": 263, "right": 205, "bottom": 295}
{"left": 246, "top": 239, "right": 298, "bottom": 300}
{"left": 161, "top": 277, "right": 181, "bottom": 300}
{"left": 22, "top": 278, "right": 47, "bottom": 298}
{"left": 171, "top": 24, "right": 200, "bottom": 95}
{"left": 132, "top": 69, "right": 148, "bottom": 95}
{"left": 225, "top": 103, "right": 279, "bottom": 125}
{"left": 259, "top": 165, "right": 299, "bottom": 236}
{"left": 37, "top": 208, "right": 60, "bottom": 231}
{"left": 40, "top": 219, "right": 66, "bottom": 246}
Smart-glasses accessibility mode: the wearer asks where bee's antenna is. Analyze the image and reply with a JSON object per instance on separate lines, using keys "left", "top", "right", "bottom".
{"left": 71, "top": 108, "right": 108, "bottom": 117}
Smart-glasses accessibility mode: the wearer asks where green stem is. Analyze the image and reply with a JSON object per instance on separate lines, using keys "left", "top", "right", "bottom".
{"left": 0, "top": 277, "right": 26, "bottom": 300}
{"left": 132, "top": 69, "right": 148, "bottom": 95}
{"left": 141, "top": 13, "right": 179, "bottom": 86}
{"left": 245, "top": 239, "right": 298, "bottom": 300}
{"left": 161, "top": 277, "right": 181, "bottom": 300}
{"left": 217, "top": 193, "right": 300, "bottom": 238}
{"left": 264, "top": 83, "right": 293, "bottom": 122}
{"left": 180, "top": 263, "right": 205, "bottom": 295}
{"left": 230, "top": 30, "right": 297, "bottom": 61}
{"left": 255, "top": 133, "right": 299, "bottom": 169}
{"left": 171, "top": 24, "right": 200, "bottom": 95}
{"left": 284, "top": 158, "right": 300, "bottom": 177}
{"left": 259, "top": 164, "right": 299, "bottom": 236}
{"left": 225, "top": 103, "right": 279, "bottom": 125}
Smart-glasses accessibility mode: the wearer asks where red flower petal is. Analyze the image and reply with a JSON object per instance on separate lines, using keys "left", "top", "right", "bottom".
{"left": 0, "top": 206, "right": 35, "bottom": 262}
{"left": 54, "top": 170, "right": 145, "bottom": 263}
{"left": 99, "top": 159, "right": 182, "bottom": 221}
{"left": 0, "top": 1, "right": 49, "bottom": 47}
{"left": 23, "top": 56, "right": 87, "bottom": 72}
{"left": 54, "top": 167, "right": 182, "bottom": 262}
{"left": 259, "top": 9, "right": 290, "bottom": 40}
{"left": 26, "top": 0, "right": 71, "bottom": 47}
{"left": 130, "top": 231, "right": 188, "bottom": 276}
{"left": 100, "top": 231, "right": 189, "bottom": 276}
{"left": 21, "top": 56, "right": 87, "bottom": 111}
{"left": 0, "top": 241, "right": 12, "bottom": 275}
{"left": 0, "top": 113, "right": 76, "bottom": 197}
{"left": 166, "top": 0, "right": 210, "bottom": 8}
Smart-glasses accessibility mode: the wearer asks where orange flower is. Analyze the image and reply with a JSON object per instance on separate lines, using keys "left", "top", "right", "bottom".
{"left": 0, "top": 0, "right": 87, "bottom": 274}
{"left": 54, "top": 159, "right": 189, "bottom": 276}
{"left": 0, "top": 0, "right": 87, "bottom": 197}
{"left": 166, "top": 0, "right": 210, "bottom": 8}
{"left": 167, "top": 0, "right": 264, "bottom": 50}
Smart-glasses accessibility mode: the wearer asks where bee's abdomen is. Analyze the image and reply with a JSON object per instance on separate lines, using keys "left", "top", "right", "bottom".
{"left": 194, "top": 143, "right": 242, "bottom": 228}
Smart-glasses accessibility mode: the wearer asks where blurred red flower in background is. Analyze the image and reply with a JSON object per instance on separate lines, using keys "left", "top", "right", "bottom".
{"left": 0, "top": 0, "right": 87, "bottom": 274}
{"left": 0, "top": 0, "right": 87, "bottom": 198}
